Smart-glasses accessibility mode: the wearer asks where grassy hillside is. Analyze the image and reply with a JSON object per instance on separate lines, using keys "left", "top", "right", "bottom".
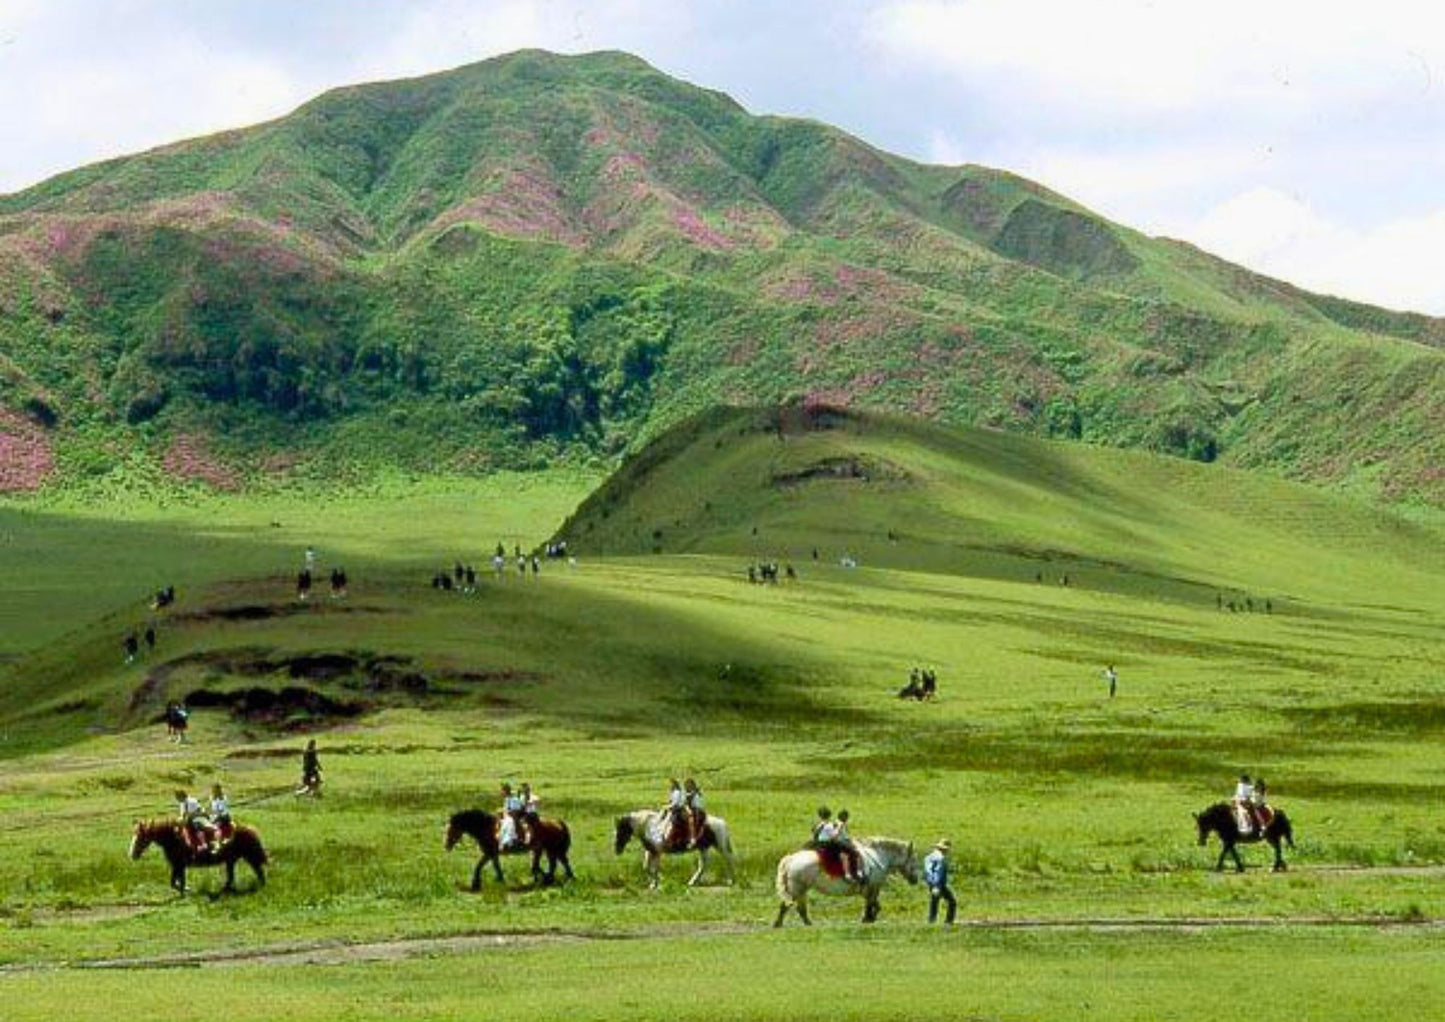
{"left": 0, "top": 49, "right": 1439, "bottom": 505}
{"left": 2, "top": 424, "right": 1442, "bottom": 1016}
{"left": 556, "top": 406, "right": 1443, "bottom": 608}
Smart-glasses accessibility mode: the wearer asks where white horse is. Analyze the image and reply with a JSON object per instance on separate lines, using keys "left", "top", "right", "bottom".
{"left": 774, "top": 837, "right": 918, "bottom": 926}
{"left": 614, "top": 809, "right": 737, "bottom": 889}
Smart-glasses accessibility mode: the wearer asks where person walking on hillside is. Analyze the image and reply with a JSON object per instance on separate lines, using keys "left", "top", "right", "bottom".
{"left": 923, "top": 839, "right": 956, "bottom": 924}
{"left": 298, "top": 739, "right": 322, "bottom": 797}
{"left": 1104, "top": 665, "right": 1118, "bottom": 699}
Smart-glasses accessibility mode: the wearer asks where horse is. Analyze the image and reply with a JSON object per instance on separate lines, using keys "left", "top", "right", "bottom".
{"left": 1194, "top": 803, "right": 1294, "bottom": 872}
{"left": 613, "top": 809, "right": 737, "bottom": 889}
{"left": 774, "top": 836, "right": 919, "bottom": 926}
{"left": 129, "top": 819, "right": 267, "bottom": 895}
{"left": 444, "top": 809, "right": 574, "bottom": 890}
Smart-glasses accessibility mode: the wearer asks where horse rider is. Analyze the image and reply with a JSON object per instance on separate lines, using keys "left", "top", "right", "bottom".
{"left": 208, "top": 783, "right": 233, "bottom": 850}
{"left": 809, "top": 806, "right": 833, "bottom": 844}
{"left": 812, "top": 807, "right": 864, "bottom": 883}
{"left": 662, "top": 779, "right": 687, "bottom": 849}
{"left": 833, "top": 809, "right": 866, "bottom": 883}
{"left": 499, "top": 782, "right": 525, "bottom": 850}
{"left": 1252, "top": 778, "right": 1271, "bottom": 828}
{"left": 683, "top": 778, "right": 707, "bottom": 848}
{"left": 1232, "top": 774, "right": 1257, "bottom": 834}
{"left": 174, "top": 788, "right": 211, "bottom": 857}
{"left": 519, "top": 782, "right": 541, "bottom": 847}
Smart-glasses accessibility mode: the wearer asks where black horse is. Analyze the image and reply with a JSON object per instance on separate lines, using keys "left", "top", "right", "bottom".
{"left": 1195, "top": 803, "right": 1294, "bottom": 872}
{"left": 444, "top": 809, "right": 574, "bottom": 890}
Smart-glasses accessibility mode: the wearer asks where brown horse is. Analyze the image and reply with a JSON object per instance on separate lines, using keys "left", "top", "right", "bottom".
{"left": 129, "top": 819, "right": 268, "bottom": 895}
{"left": 444, "top": 809, "right": 574, "bottom": 890}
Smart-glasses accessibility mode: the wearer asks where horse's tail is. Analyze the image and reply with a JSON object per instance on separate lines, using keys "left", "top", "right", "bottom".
{"left": 558, "top": 820, "right": 571, "bottom": 854}
{"left": 238, "top": 827, "right": 268, "bottom": 864}
{"left": 1280, "top": 812, "right": 1295, "bottom": 848}
{"left": 775, "top": 854, "right": 793, "bottom": 904}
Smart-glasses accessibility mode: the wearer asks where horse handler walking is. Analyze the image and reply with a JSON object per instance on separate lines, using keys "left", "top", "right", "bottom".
{"left": 923, "top": 839, "right": 956, "bottom": 925}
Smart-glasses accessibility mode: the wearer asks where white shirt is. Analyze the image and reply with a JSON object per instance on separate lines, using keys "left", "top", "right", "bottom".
{"left": 816, "top": 819, "right": 840, "bottom": 842}
{"left": 1234, "top": 781, "right": 1254, "bottom": 802}
{"left": 686, "top": 791, "right": 704, "bottom": 811}
{"left": 667, "top": 789, "right": 685, "bottom": 810}
{"left": 210, "top": 796, "right": 230, "bottom": 817}
{"left": 503, "top": 794, "right": 523, "bottom": 813}
{"left": 178, "top": 796, "right": 201, "bottom": 818}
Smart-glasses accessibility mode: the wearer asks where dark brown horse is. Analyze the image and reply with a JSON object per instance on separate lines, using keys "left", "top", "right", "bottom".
{"left": 129, "top": 819, "right": 268, "bottom": 895}
{"left": 1195, "top": 803, "right": 1294, "bottom": 872}
{"left": 444, "top": 809, "right": 574, "bottom": 890}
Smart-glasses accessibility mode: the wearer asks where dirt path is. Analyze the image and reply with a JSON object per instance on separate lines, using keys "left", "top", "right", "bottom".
{"left": 4, "top": 915, "right": 1439, "bottom": 973}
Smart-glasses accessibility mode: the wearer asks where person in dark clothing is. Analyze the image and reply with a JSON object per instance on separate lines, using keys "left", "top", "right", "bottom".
{"left": 298, "top": 739, "right": 322, "bottom": 796}
{"left": 123, "top": 632, "right": 139, "bottom": 664}
{"left": 143, "top": 626, "right": 156, "bottom": 652}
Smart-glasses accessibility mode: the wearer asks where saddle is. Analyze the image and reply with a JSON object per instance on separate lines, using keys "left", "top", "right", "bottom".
{"left": 816, "top": 845, "right": 849, "bottom": 880}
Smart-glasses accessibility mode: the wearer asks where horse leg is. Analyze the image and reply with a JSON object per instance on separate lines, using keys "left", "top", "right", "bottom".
{"left": 688, "top": 849, "right": 707, "bottom": 887}
{"left": 861, "top": 892, "right": 879, "bottom": 924}
{"left": 1215, "top": 843, "right": 1229, "bottom": 872}
{"left": 531, "top": 847, "right": 543, "bottom": 880}
{"left": 1271, "top": 837, "right": 1287, "bottom": 872}
{"left": 172, "top": 866, "right": 186, "bottom": 895}
{"left": 224, "top": 858, "right": 237, "bottom": 892}
{"left": 562, "top": 853, "right": 575, "bottom": 881}
{"left": 491, "top": 852, "right": 504, "bottom": 883}
{"left": 251, "top": 853, "right": 266, "bottom": 888}
{"left": 471, "top": 857, "right": 484, "bottom": 892}
{"left": 774, "top": 902, "right": 790, "bottom": 928}
{"left": 1231, "top": 845, "right": 1245, "bottom": 873}
{"left": 797, "top": 898, "right": 811, "bottom": 926}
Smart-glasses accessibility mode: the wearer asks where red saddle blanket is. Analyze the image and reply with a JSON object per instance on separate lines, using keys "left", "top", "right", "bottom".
{"left": 816, "top": 846, "right": 848, "bottom": 879}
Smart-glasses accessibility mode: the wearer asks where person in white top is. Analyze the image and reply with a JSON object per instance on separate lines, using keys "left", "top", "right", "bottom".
{"left": 175, "top": 788, "right": 210, "bottom": 856}
{"left": 519, "top": 782, "right": 540, "bottom": 847}
{"left": 208, "top": 783, "right": 232, "bottom": 849}
{"left": 1232, "top": 774, "right": 1256, "bottom": 833}
{"left": 499, "top": 782, "right": 525, "bottom": 850}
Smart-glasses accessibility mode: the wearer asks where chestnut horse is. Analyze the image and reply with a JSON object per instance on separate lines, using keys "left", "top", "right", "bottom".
{"left": 444, "top": 809, "right": 574, "bottom": 890}
{"left": 129, "top": 819, "right": 267, "bottom": 895}
{"left": 1195, "top": 802, "right": 1295, "bottom": 872}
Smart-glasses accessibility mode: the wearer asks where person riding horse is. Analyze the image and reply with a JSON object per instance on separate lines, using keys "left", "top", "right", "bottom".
{"left": 498, "top": 782, "right": 525, "bottom": 850}
{"left": 174, "top": 788, "right": 212, "bottom": 857}
{"left": 1232, "top": 774, "right": 1261, "bottom": 834}
{"left": 809, "top": 806, "right": 864, "bottom": 883}
{"left": 519, "top": 782, "right": 541, "bottom": 847}
{"left": 662, "top": 779, "right": 689, "bottom": 850}
{"left": 684, "top": 778, "right": 707, "bottom": 848}
{"left": 208, "top": 783, "right": 233, "bottom": 850}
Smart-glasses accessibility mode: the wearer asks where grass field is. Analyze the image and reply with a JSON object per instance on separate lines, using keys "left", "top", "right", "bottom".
{"left": 2, "top": 419, "right": 1443, "bottom": 1018}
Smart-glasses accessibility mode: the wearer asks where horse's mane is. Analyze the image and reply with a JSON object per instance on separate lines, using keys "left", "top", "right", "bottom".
{"left": 450, "top": 808, "right": 495, "bottom": 828}
{"left": 858, "top": 835, "right": 911, "bottom": 856}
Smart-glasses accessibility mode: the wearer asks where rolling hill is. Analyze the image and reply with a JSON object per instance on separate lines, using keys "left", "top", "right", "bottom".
{"left": 0, "top": 49, "right": 1440, "bottom": 504}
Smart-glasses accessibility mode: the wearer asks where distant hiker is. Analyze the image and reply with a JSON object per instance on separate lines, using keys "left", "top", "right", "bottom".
{"left": 492, "top": 554, "right": 505, "bottom": 578}
{"left": 123, "top": 632, "right": 139, "bottom": 664}
{"left": 496, "top": 542, "right": 505, "bottom": 560}
{"left": 298, "top": 740, "right": 322, "bottom": 797}
{"left": 296, "top": 568, "right": 312, "bottom": 602}
{"left": 923, "top": 839, "right": 956, "bottom": 924}
{"left": 1216, "top": 593, "right": 1223, "bottom": 610}
{"left": 899, "top": 668, "right": 924, "bottom": 700}
{"left": 785, "top": 563, "right": 796, "bottom": 581}
{"left": 1036, "top": 571, "right": 1043, "bottom": 583}
{"left": 747, "top": 564, "right": 757, "bottom": 585}
{"left": 305, "top": 546, "right": 316, "bottom": 572}
{"left": 517, "top": 554, "right": 527, "bottom": 577}
{"left": 1104, "top": 665, "right": 1118, "bottom": 699}
{"left": 811, "top": 547, "right": 819, "bottom": 561}
{"left": 531, "top": 554, "right": 540, "bottom": 577}
{"left": 165, "top": 701, "right": 189, "bottom": 743}
{"left": 454, "top": 561, "right": 465, "bottom": 584}
{"left": 465, "top": 566, "right": 477, "bottom": 592}
{"left": 144, "top": 625, "right": 156, "bottom": 652}
{"left": 1265, "top": 599, "right": 1273, "bottom": 614}
{"left": 1061, "top": 573, "right": 1070, "bottom": 587}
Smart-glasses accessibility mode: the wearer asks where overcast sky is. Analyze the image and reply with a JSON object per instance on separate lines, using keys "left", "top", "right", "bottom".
{"left": 1, "top": 0, "right": 1441, "bottom": 314}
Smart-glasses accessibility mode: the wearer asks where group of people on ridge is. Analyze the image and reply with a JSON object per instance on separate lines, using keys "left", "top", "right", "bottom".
{"left": 498, "top": 781, "right": 542, "bottom": 850}
{"left": 175, "top": 784, "right": 235, "bottom": 856}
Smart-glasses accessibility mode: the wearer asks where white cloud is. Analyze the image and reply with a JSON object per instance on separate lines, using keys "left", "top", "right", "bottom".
{"left": 1190, "top": 187, "right": 1445, "bottom": 314}
{"left": 868, "top": 0, "right": 1445, "bottom": 118}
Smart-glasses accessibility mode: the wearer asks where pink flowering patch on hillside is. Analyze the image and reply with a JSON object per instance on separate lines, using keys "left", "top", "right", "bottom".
{"left": 435, "top": 162, "right": 587, "bottom": 247}
{"left": 670, "top": 206, "right": 736, "bottom": 251}
{"left": 162, "top": 434, "right": 239, "bottom": 491}
{"left": 0, "top": 411, "right": 55, "bottom": 491}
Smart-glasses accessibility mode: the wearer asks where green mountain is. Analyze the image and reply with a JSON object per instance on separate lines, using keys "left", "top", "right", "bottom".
{"left": 0, "top": 49, "right": 1440, "bottom": 504}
